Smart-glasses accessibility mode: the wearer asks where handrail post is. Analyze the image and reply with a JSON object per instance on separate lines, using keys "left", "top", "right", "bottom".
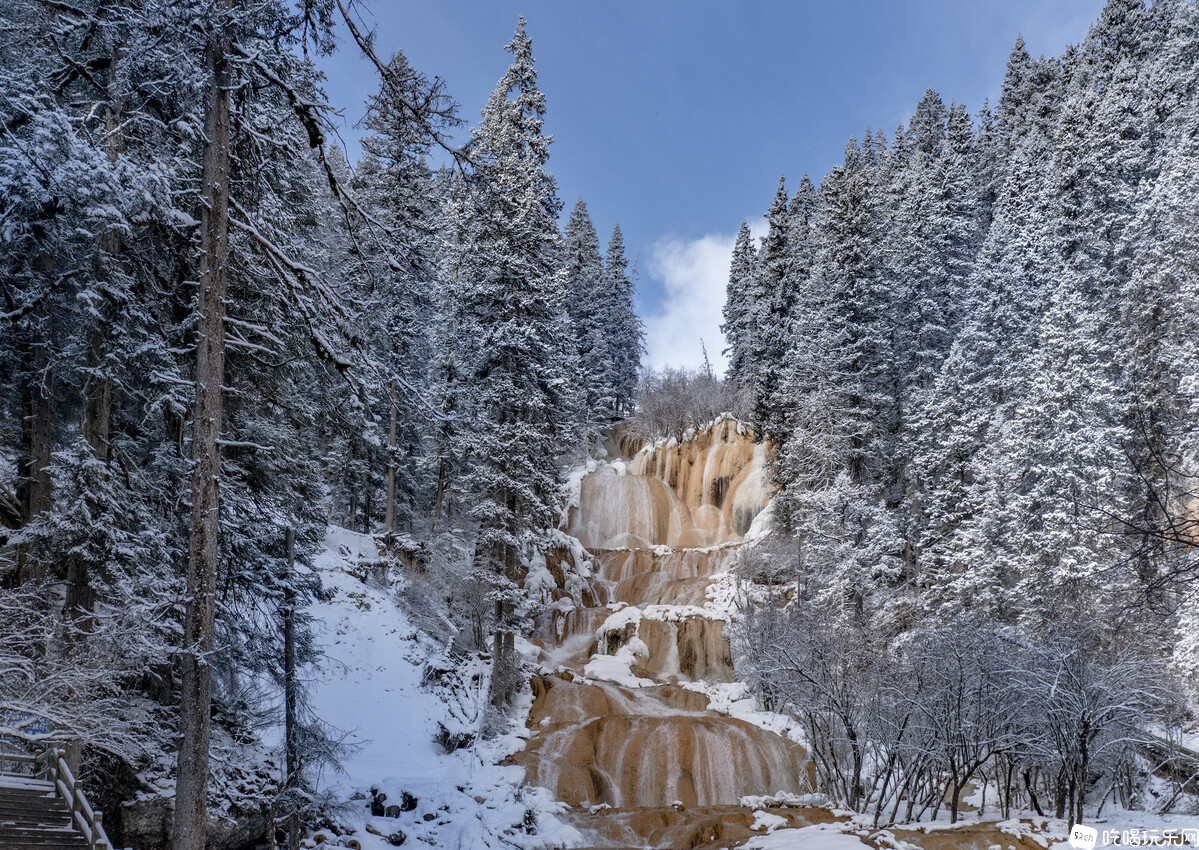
{"left": 27, "top": 741, "right": 113, "bottom": 850}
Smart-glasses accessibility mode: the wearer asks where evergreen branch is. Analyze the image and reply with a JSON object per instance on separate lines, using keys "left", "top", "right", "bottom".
{"left": 230, "top": 44, "right": 396, "bottom": 243}
{"left": 215, "top": 439, "right": 275, "bottom": 452}
{"left": 334, "top": 0, "right": 469, "bottom": 168}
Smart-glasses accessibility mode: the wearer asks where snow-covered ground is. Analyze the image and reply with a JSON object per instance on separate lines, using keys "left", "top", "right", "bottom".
{"left": 298, "top": 505, "right": 1199, "bottom": 849}
{"left": 738, "top": 810, "right": 1199, "bottom": 849}
{"left": 302, "top": 526, "right": 580, "bottom": 849}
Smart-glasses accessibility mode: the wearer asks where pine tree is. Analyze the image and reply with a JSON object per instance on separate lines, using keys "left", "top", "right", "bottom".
{"left": 722, "top": 221, "right": 757, "bottom": 385}
{"left": 442, "top": 18, "right": 574, "bottom": 706}
{"left": 773, "top": 137, "right": 902, "bottom": 616}
{"left": 889, "top": 94, "right": 989, "bottom": 588}
{"left": 602, "top": 224, "right": 644, "bottom": 416}
{"left": 562, "top": 198, "right": 612, "bottom": 437}
{"left": 352, "top": 49, "right": 454, "bottom": 534}
{"left": 747, "top": 174, "right": 793, "bottom": 442}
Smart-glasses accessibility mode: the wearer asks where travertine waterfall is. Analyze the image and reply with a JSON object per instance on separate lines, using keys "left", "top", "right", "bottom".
{"left": 513, "top": 419, "right": 825, "bottom": 848}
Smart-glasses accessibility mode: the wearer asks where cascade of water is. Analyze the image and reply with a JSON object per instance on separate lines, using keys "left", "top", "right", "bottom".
{"left": 516, "top": 420, "right": 820, "bottom": 847}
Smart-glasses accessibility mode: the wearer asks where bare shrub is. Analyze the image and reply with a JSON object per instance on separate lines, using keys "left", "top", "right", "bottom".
{"left": 733, "top": 574, "right": 1183, "bottom": 826}
{"left": 624, "top": 367, "right": 749, "bottom": 443}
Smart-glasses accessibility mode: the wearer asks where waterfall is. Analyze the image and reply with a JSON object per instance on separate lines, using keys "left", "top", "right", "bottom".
{"left": 512, "top": 418, "right": 826, "bottom": 847}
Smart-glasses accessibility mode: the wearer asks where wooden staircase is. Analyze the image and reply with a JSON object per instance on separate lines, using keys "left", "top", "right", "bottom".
{"left": 0, "top": 743, "right": 112, "bottom": 850}
{"left": 0, "top": 775, "right": 90, "bottom": 849}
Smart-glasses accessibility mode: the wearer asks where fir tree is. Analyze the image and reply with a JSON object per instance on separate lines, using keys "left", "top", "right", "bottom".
{"left": 442, "top": 18, "right": 574, "bottom": 706}
{"left": 562, "top": 198, "right": 612, "bottom": 438}
{"left": 722, "top": 221, "right": 757, "bottom": 385}
{"left": 603, "top": 224, "right": 644, "bottom": 416}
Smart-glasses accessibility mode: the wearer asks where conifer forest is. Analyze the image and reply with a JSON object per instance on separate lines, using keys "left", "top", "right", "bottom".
{"left": 1, "top": 2, "right": 1199, "bottom": 849}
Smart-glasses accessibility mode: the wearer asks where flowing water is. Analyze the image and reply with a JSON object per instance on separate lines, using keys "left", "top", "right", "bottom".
{"left": 512, "top": 419, "right": 830, "bottom": 849}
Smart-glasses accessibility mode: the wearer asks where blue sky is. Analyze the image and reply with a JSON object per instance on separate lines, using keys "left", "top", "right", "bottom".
{"left": 318, "top": 0, "right": 1107, "bottom": 370}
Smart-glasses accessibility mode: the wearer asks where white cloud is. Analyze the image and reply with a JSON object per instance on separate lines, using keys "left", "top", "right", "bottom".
{"left": 642, "top": 218, "right": 765, "bottom": 373}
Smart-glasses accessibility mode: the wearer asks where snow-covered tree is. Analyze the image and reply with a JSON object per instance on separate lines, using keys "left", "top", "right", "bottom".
{"left": 602, "top": 224, "right": 644, "bottom": 416}
{"left": 722, "top": 221, "right": 757, "bottom": 385}
{"left": 562, "top": 198, "right": 613, "bottom": 438}
{"left": 441, "top": 18, "right": 575, "bottom": 706}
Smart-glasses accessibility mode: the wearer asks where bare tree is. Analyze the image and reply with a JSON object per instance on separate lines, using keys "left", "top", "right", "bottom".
{"left": 1013, "top": 622, "right": 1178, "bottom": 827}
{"left": 173, "top": 4, "right": 233, "bottom": 848}
{"left": 734, "top": 568, "right": 1184, "bottom": 826}
{"left": 0, "top": 581, "right": 164, "bottom": 758}
{"left": 624, "top": 367, "right": 749, "bottom": 444}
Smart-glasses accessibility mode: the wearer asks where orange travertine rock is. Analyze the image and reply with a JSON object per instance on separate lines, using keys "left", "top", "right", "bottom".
{"left": 564, "top": 419, "right": 773, "bottom": 550}
{"left": 514, "top": 420, "right": 814, "bottom": 847}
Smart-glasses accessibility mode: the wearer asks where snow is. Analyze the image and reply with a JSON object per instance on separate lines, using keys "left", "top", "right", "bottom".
{"left": 582, "top": 642, "right": 656, "bottom": 689}
{"left": 596, "top": 604, "right": 641, "bottom": 636}
{"left": 745, "top": 498, "right": 776, "bottom": 541}
{"left": 641, "top": 602, "right": 729, "bottom": 623}
{"left": 684, "top": 679, "right": 807, "bottom": 745}
{"left": 557, "top": 459, "right": 596, "bottom": 530}
{"left": 524, "top": 560, "right": 559, "bottom": 601}
{"left": 751, "top": 809, "right": 789, "bottom": 833}
{"left": 305, "top": 526, "right": 582, "bottom": 849}
{"left": 741, "top": 823, "right": 870, "bottom": 849}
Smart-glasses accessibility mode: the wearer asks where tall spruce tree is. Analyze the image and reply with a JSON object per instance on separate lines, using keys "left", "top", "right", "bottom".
{"left": 562, "top": 198, "right": 612, "bottom": 438}
{"left": 722, "top": 221, "right": 757, "bottom": 385}
{"left": 747, "top": 175, "right": 793, "bottom": 442}
{"left": 602, "top": 224, "right": 644, "bottom": 416}
{"left": 442, "top": 18, "right": 574, "bottom": 706}
{"left": 773, "top": 137, "right": 903, "bottom": 617}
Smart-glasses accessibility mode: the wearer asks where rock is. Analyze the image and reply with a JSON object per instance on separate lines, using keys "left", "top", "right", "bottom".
{"left": 370, "top": 790, "right": 387, "bottom": 816}
{"left": 399, "top": 791, "right": 417, "bottom": 812}
{"left": 384, "top": 805, "right": 401, "bottom": 818}
{"left": 364, "top": 822, "right": 405, "bottom": 846}
{"left": 434, "top": 722, "right": 474, "bottom": 753}
{"left": 422, "top": 813, "right": 436, "bottom": 822}
{"left": 118, "top": 794, "right": 271, "bottom": 850}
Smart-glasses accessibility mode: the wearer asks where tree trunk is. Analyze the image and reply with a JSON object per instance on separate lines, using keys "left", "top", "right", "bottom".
{"left": 20, "top": 308, "right": 52, "bottom": 525}
{"left": 173, "top": 9, "right": 232, "bottom": 850}
{"left": 284, "top": 524, "right": 300, "bottom": 850}
{"left": 83, "top": 54, "right": 123, "bottom": 465}
{"left": 432, "top": 455, "right": 447, "bottom": 531}
{"left": 491, "top": 496, "right": 522, "bottom": 708}
{"left": 1024, "top": 769, "right": 1044, "bottom": 817}
{"left": 491, "top": 596, "right": 504, "bottom": 709}
{"left": 348, "top": 443, "right": 359, "bottom": 528}
{"left": 385, "top": 386, "right": 397, "bottom": 536}
{"left": 69, "top": 34, "right": 124, "bottom": 625}
{"left": 1003, "top": 760, "right": 1015, "bottom": 820}
{"left": 17, "top": 294, "right": 53, "bottom": 583}
{"left": 846, "top": 724, "right": 864, "bottom": 811}
{"left": 1076, "top": 727, "right": 1090, "bottom": 826}
{"left": 362, "top": 469, "right": 372, "bottom": 535}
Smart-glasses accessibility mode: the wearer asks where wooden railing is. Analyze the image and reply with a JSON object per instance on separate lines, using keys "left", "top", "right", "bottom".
{"left": 0, "top": 746, "right": 38, "bottom": 775}
{"left": 36, "top": 746, "right": 112, "bottom": 850}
